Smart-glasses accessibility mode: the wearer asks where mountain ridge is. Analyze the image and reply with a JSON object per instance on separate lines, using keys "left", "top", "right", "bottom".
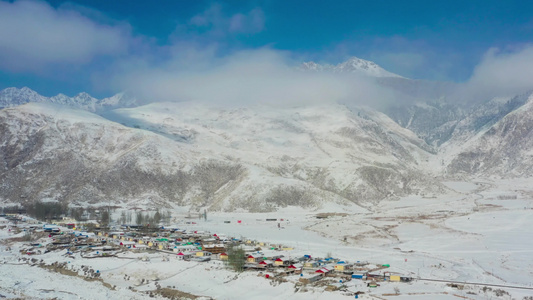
{"left": 0, "top": 87, "right": 139, "bottom": 112}
{"left": 299, "top": 56, "right": 403, "bottom": 78}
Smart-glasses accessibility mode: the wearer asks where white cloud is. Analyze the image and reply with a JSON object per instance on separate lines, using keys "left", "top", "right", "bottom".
{"left": 110, "top": 48, "right": 393, "bottom": 108}
{"left": 462, "top": 45, "right": 533, "bottom": 99}
{"left": 228, "top": 8, "right": 265, "bottom": 34}
{"left": 0, "top": 0, "right": 130, "bottom": 72}
{"left": 187, "top": 4, "right": 265, "bottom": 37}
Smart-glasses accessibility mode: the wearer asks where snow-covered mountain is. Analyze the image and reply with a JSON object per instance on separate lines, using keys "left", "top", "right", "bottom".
{"left": 2, "top": 57, "right": 533, "bottom": 210}
{"left": 0, "top": 87, "right": 139, "bottom": 112}
{"left": 2, "top": 90, "right": 533, "bottom": 210}
{"left": 439, "top": 92, "right": 533, "bottom": 177}
{"left": 0, "top": 101, "right": 443, "bottom": 211}
{"left": 300, "top": 56, "right": 402, "bottom": 78}
{"left": 0, "top": 87, "right": 48, "bottom": 107}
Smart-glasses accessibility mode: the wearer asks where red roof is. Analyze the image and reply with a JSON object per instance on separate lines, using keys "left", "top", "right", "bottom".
{"left": 275, "top": 258, "right": 283, "bottom": 262}
{"left": 177, "top": 252, "right": 185, "bottom": 255}
{"left": 259, "top": 261, "right": 268, "bottom": 265}
{"left": 220, "top": 253, "right": 227, "bottom": 256}
{"left": 247, "top": 255, "right": 254, "bottom": 258}
{"left": 288, "top": 265, "right": 297, "bottom": 269}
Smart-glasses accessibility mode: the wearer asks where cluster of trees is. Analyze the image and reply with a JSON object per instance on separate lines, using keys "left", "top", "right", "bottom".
{"left": 20, "top": 201, "right": 172, "bottom": 228}
{"left": 226, "top": 244, "right": 246, "bottom": 272}
{"left": 25, "top": 201, "right": 68, "bottom": 221}
{"left": 1, "top": 205, "right": 26, "bottom": 214}
{"left": 132, "top": 209, "right": 172, "bottom": 226}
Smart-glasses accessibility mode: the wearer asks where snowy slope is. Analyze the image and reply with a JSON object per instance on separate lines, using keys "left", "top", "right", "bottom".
{"left": 0, "top": 102, "right": 442, "bottom": 211}
{"left": 443, "top": 92, "right": 533, "bottom": 177}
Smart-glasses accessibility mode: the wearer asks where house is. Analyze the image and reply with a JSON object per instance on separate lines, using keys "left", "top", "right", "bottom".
{"left": 297, "top": 255, "right": 312, "bottom": 262}
{"left": 219, "top": 253, "right": 228, "bottom": 260}
{"left": 352, "top": 272, "right": 366, "bottom": 280}
{"left": 315, "top": 267, "right": 332, "bottom": 274}
{"left": 246, "top": 254, "right": 263, "bottom": 263}
{"left": 299, "top": 273, "right": 323, "bottom": 284}
{"left": 202, "top": 244, "right": 225, "bottom": 254}
{"left": 303, "top": 261, "right": 319, "bottom": 269}
{"left": 288, "top": 263, "right": 302, "bottom": 269}
{"left": 259, "top": 260, "right": 273, "bottom": 268}
{"left": 173, "top": 245, "right": 198, "bottom": 253}
{"left": 274, "top": 258, "right": 285, "bottom": 266}
{"left": 190, "top": 256, "right": 211, "bottom": 262}
{"left": 119, "top": 241, "right": 135, "bottom": 248}
{"left": 389, "top": 275, "right": 401, "bottom": 282}
{"left": 176, "top": 252, "right": 193, "bottom": 260}
{"left": 334, "top": 261, "right": 352, "bottom": 272}
{"left": 195, "top": 251, "right": 212, "bottom": 257}
{"left": 287, "top": 263, "right": 303, "bottom": 274}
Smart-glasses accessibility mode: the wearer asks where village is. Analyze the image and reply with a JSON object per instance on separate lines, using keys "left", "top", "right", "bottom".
{"left": 0, "top": 213, "right": 419, "bottom": 299}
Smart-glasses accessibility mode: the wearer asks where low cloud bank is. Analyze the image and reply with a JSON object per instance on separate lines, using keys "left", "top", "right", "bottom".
{"left": 2, "top": 1, "right": 533, "bottom": 107}
{"left": 455, "top": 45, "right": 533, "bottom": 102}
{"left": 111, "top": 48, "right": 394, "bottom": 108}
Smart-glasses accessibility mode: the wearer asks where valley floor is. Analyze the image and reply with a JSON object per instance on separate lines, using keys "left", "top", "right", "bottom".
{"left": 1, "top": 178, "right": 533, "bottom": 299}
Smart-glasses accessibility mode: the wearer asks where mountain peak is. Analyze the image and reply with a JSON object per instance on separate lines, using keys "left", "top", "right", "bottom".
{"left": 1, "top": 87, "right": 138, "bottom": 111}
{"left": 300, "top": 56, "right": 403, "bottom": 78}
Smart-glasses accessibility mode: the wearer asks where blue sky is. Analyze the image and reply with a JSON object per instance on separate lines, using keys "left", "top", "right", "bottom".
{"left": 1, "top": 0, "right": 533, "bottom": 98}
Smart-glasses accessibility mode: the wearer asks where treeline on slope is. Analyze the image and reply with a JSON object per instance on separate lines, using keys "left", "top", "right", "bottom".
{"left": 3, "top": 202, "right": 172, "bottom": 227}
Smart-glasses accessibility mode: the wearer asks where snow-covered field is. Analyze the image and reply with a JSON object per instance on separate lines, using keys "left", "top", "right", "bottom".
{"left": 1, "top": 179, "right": 533, "bottom": 299}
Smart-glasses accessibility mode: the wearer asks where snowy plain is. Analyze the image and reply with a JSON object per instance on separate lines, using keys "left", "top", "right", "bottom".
{"left": 1, "top": 178, "right": 533, "bottom": 300}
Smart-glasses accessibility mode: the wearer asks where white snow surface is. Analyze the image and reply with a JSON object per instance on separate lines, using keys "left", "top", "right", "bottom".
{"left": 1, "top": 179, "right": 533, "bottom": 299}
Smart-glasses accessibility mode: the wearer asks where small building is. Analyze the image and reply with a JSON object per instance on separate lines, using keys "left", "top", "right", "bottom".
{"left": 315, "top": 267, "right": 332, "bottom": 274}
{"left": 287, "top": 263, "right": 303, "bottom": 274}
{"left": 274, "top": 258, "right": 285, "bottom": 266}
{"left": 352, "top": 273, "right": 366, "bottom": 280}
{"left": 195, "top": 251, "right": 212, "bottom": 257}
{"left": 176, "top": 252, "right": 193, "bottom": 260}
{"left": 247, "top": 254, "right": 263, "bottom": 263}
{"left": 389, "top": 275, "right": 401, "bottom": 282}
{"left": 299, "top": 273, "right": 323, "bottom": 284}
{"left": 190, "top": 256, "right": 211, "bottom": 262}
{"left": 132, "top": 244, "right": 148, "bottom": 251}
{"left": 120, "top": 241, "right": 135, "bottom": 248}
{"left": 202, "top": 244, "right": 225, "bottom": 254}
{"left": 259, "top": 260, "right": 273, "bottom": 268}
{"left": 334, "top": 261, "right": 352, "bottom": 272}
{"left": 219, "top": 253, "right": 228, "bottom": 260}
